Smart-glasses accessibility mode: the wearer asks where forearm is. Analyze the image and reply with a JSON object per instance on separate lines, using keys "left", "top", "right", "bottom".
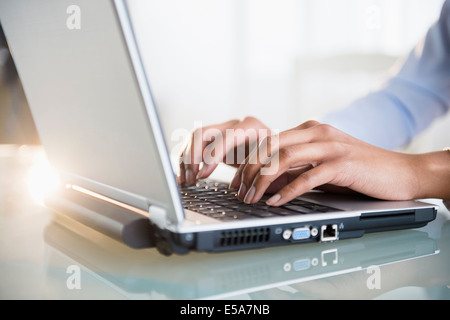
{"left": 414, "top": 150, "right": 450, "bottom": 200}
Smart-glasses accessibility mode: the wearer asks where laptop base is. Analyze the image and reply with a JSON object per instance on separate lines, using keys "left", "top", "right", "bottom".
{"left": 45, "top": 185, "right": 436, "bottom": 256}
{"left": 45, "top": 187, "right": 156, "bottom": 249}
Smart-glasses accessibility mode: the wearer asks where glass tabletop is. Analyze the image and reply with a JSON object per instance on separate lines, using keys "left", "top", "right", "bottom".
{"left": 1, "top": 145, "right": 449, "bottom": 300}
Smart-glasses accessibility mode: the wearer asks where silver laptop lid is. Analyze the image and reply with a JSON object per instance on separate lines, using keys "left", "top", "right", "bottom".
{"left": 0, "top": 0, "right": 185, "bottom": 226}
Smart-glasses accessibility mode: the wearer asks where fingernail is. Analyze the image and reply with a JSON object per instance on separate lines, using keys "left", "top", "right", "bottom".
{"left": 229, "top": 174, "right": 240, "bottom": 190}
{"left": 244, "top": 186, "right": 256, "bottom": 204}
{"left": 196, "top": 166, "right": 205, "bottom": 180}
{"left": 237, "top": 183, "right": 247, "bottom": 200}
{"left": 266, "top": 193, "right": 281, "bottom": 206}
{"left": 186, "top": 169, "right": 195, "bottom": 185}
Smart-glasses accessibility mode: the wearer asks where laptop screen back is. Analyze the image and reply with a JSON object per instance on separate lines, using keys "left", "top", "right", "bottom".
{"left": 0, "top": 0, "right": 183, "bottom": 223}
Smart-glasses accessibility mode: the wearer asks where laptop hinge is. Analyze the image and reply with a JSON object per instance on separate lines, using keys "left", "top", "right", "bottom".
{"left": 148, "top": 204, "right": 168, "bottom": 229}
{"left": 147, "top": 205, "right": 191, "bottom": 256}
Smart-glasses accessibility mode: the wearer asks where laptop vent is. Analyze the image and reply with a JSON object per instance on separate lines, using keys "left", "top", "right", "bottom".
{"left": 220, "top": 228, "right": 270, "bottom": 247}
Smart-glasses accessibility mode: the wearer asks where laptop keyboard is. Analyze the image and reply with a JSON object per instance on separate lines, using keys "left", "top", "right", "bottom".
{"left": 179, "top": 179, "right": 339, "bottom": 221}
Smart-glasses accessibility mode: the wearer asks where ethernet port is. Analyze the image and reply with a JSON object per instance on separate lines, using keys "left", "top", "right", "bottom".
{"left": 320, "top": 224, "right": 338, "bottom": 242}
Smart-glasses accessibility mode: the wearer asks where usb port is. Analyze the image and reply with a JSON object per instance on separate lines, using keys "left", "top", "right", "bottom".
{"left": 320, "top": 224, "right": 338, "bottom": 242}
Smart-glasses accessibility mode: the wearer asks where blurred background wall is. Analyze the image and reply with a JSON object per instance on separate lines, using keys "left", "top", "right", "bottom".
{"left": 1, "top": 0, "right": 448, "bottom": 154}
{"left": 128, "top": 0, "right": 449, "bottom": 156}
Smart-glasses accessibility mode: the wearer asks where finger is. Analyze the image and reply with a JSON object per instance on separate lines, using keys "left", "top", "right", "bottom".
{"left": 230, "top": 120, "right": 321, "bottom": 190}
{"left": 289, "top": 119, "right": 321, "bottom": 131}
{"left": 237, "top": 129, "right": 320, "bottom": 200}
{"left": 238, "top": 140, "right": 279, "bottom": 201}
{"left": 266, "top": 163, "right": 337, "bottom": 206}
{"left": 234, "top": 123, "right": 343, "bottom": 192}
{"left": 182, "top": 120, "right": 238, "bottom": 184}
{"left": 199, "top": 118, "right": 269, "bottom": 179}
{"left": 177, "top": 153, "right": 186, "bottom": 185}
{"left": 230, "top": 130, "right": 282, "bottom": 190}
{"left": 229, "top": 158, "right": 247, "bottom": 190}
{"left": 237, "top": 128, "right": 319, "bottom": 186}
{"left": 243, "top": 142, "right": 342, "bottom": 203}
{"left": 265, "top": 166, "right": 313, "bottom": 194}
{"left": 232, "top": 131, "right": 284, "bottom": 194}
{"left": 195, "top": 119, "right": 242, "bottom": 179}
{"left": 181, "top": 128, "right": 204, "bottom": 185}
{"left": 259, "top": 124, "right": 339, "bottom": 157}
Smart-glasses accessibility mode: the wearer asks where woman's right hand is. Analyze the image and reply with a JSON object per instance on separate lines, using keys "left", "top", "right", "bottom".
{"left": 177, "top": 116, "right": 271, "bottom": 185}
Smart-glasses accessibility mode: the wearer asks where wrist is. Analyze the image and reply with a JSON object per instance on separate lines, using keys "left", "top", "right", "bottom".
{"left": 414, "top": 151, "right": 450, "bottom": 200}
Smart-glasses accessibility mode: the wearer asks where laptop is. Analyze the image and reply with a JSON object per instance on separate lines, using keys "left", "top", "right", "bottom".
{"left": 0, "top": 0, "right": 438, "bottom": 255}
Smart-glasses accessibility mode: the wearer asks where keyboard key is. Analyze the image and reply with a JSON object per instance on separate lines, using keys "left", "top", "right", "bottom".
{"left": 254, "top": 204, "right": 270, "bottom": 210}
{"left": 290, "top": 199, "right": 311, "bottom": 206}
{"left": 268, "top": 207, "right": 298, "bottom": 216}
{"left": 304, "top": 204, "right": 331, "bottom": 212}
{"left": 224, "top": 211, "right": 258, "bottom": 220}
{"left": 250, "top": 211, "right": 277, "bottom": 218}
{"left": 283, "top": 205, "right": 316, "bottom": 213}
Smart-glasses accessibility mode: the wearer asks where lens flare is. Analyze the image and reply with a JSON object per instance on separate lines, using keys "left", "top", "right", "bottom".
{"left": 26, "top": 155, "right": 60, "bottom": 206}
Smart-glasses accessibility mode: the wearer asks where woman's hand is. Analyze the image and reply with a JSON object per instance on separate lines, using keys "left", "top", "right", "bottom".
{"left": 177, "top": 116, "right": 272, "bottom": 185}
{"left": 231, "top": 120, "right": 450, "bottom": 205}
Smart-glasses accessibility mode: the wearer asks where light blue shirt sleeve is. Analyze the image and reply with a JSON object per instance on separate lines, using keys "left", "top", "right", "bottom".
{"left": 321, "top": 0, "right": 450, "bottom": 150}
